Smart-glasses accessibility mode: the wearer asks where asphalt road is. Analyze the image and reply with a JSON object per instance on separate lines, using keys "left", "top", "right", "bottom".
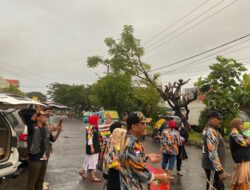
{"left": 0, "top": 118, "right": 235, "bottom": 190}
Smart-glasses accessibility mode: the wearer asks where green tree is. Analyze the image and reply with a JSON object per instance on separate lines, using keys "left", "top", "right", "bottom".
{"left": 87, "top": 25, "right": 197, "bottom": 129}
{"left": 47, "top": 83, "right": 93, "bottom": 113}
{"left": 91, "top": 73, "right": 134, "bottom": 113}
{"left": 195, "top": 56, "right": 247, "bottom": 135}
{"left": 3, "top": 85, "right": 25, "bottom": 96}
{"left": 26, "top": 91, "right": 47, "bottom": 102}
{"left": 239, "top": 74, "right": 250, "bottom": 107}
{"left": 132, "top": 85, "right": 162, "bottom": 117}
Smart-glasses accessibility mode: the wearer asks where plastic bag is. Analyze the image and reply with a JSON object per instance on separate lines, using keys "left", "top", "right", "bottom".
{"left": 147, "top": 163, "right": 170, "bottom": 190}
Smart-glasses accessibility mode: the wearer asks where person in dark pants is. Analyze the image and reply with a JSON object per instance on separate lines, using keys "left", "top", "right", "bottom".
{"left": 202, "top": 111, "right": 226, "bottom": 190}
{"left": 26, "top": 111, "right": 51, "bottom": 190}
{"left": 106, "top": 125, "right": 126, "bottom": 190}
{"left": 175, "top": 116, "right": 188, "bottom": 176}
{"left": 24, "top": 107, "right": 63, "bottom": 190}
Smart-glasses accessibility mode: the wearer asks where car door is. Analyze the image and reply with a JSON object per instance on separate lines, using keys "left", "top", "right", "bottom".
{"left": 0, "top": 112, "right": 19, "bottom": 179}
{"left": 0, "top": 93, "right": 46, "bottom": 179}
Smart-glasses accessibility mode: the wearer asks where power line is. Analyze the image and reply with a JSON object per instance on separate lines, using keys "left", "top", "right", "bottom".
{"left": 146, "top": 0, "right": 240, "bottom": 53}
{"left": 143, "top": 0, "right": 211, "bottom": 46}
{"left": 160, "top": 39, "right": 250, "bottom": 75}
{"left": 161, "top": 44, "right": 250, "bottom": 76}
{"left": 145, "top": 0, "right": 224, "bottom": 49}
{"left": 164, "top": 59, "right": 250, "bottom": 77}
{"left": 148, "top": 33, "right": 250, "bottom": 73}
{"left": 165, "top": 60, "right": 250, "bottom": 78}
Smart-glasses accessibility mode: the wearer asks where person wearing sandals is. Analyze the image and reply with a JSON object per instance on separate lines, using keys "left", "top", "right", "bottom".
{"left": 229, "top": 118, "right": 250, "bottom": 190}
{"left": 79, "top": 115, "right": 101, "bottom": 182}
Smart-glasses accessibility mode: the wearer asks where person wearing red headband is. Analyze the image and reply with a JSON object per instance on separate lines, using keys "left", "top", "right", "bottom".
{"left": 79, "top": 115, "right": 101, "bottom": 182}
{"left": 160, "top": 120, "right": 182, "bottom": 179}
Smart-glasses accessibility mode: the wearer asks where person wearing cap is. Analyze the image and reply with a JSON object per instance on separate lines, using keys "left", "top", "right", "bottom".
{"left": 202, "top": 111, "right": 226, "bottom": 190}
{"left": 160, "top": 119, "right": 182, "bottom": 179}
{"left": 26, "top": 111, "right": 51, "bottom": 190}
{"left": 119, "top": 111, "right": 169, "bottom": 190}
{"left": 26, "top": 107, "right": 63, "bottom": 190}
{"left": 229, "top": 118, "right": 250, "bottom": 190}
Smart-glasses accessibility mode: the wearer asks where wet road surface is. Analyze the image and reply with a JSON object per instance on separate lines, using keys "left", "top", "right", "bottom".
{"left": 0, "top": 118, "right": 234, "bottom": 190}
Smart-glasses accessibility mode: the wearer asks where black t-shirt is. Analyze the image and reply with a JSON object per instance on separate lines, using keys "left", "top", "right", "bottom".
{"left": 230, "top": 135, "right": 250, "bottom": 163}
{"left": 86, "top": 126, "right": 101, "bottom": 155}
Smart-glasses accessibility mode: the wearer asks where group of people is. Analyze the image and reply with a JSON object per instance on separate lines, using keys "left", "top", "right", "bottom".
{"left": 79, "top": 110, "right": 250, "bottom": 190}
{"left": 24, "top": 106, "right": 63, "bottom": 190}
{"left": 79, "top": 111, "right": 186, "bottom": 190}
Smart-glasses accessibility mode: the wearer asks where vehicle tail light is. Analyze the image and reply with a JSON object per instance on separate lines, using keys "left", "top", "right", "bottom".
{"left": 19, "top": 134, "right": 28, "bottom": 141}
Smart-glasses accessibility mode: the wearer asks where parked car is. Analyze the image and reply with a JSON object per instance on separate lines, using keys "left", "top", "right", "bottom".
{"left": 0, "top": 93, "right": 45, "bottom": 180}
{"left": 3, "top": 109, "right": 29, "bottom": 164}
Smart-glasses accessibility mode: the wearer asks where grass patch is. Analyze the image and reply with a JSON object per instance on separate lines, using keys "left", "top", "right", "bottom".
{"left": 189, "top": 130, "right": 202, "bottom": 144}
{"left": 188, "top": 129, "right": 230, "bottom": 144}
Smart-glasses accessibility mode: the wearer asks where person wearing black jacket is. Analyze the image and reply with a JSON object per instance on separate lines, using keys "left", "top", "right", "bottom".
{"left": 175, "top": 117, "right": 188, "bottom": 176}
{"left": 229, "top": 118, "right": 250, "bottom": 190}
{"left": 26, "top": 112, "right": 51, "bottom": 190}
{"left": 24, "top": 107, "right": 63, "bottom": 190}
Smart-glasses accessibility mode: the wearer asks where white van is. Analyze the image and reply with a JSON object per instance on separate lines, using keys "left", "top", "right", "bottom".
{"left": 188, "top": 100, "right": 250, "bottom": 128}
{"left": 0, "top": 93, "right": 45, "bottom": 181}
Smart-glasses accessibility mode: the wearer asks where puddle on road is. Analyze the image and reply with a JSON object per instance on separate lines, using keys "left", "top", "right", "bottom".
{"left": 47, "top": 167, "right": 104, "bottom": 190}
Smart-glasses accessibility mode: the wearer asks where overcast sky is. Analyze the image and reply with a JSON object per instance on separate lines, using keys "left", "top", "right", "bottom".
{"left": 0, "top": 0, "right": 250, "bottom": 94}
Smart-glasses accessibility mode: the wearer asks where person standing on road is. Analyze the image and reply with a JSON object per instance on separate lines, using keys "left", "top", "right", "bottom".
{"left": 175, "top": 116, "right": 188, "bottom": 176}
{"left": 26, "top": 107, "right": 63, "bottom": 190}
{"left": 79, "top": 115, "right": 101, "bottom": 182}
{"left": 26, "top": 111, "right": 51, "bottom": 190}
{"left": 42, "top": 110, "right": 63, "bottom": 190}
{"left": 202, "top": 111, "right": 226, "bottom": 190}
{"left": 119, "top": 111, "right": 169, "bottom": 190}
{"left": 102, "top": 122, "right": 126, "bottom": 190}
{"left": 160, "top": 120, "right": 181, "bottom": 179}
{"left": 229, "top": 118, "right": 250, "bottom": 190}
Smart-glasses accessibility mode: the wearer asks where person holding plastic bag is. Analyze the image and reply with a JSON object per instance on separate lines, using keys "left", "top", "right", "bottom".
{"left": 119, "top": 112, "right": 169, "bottom": 190}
